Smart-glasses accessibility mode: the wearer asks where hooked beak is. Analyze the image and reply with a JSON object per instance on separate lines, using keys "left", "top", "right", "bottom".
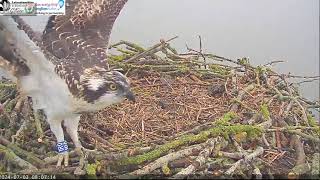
{"left": 125, "top": 91, "right": 136, "bottom": 102}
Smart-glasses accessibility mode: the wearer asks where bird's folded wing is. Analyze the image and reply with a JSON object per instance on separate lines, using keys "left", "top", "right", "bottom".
{"left": 41, "top": 0, "right": 128, "bottom": 71}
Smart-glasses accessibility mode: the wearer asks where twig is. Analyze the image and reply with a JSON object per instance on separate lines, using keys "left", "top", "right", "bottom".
{"left": 220, "top": 151, "right": 244, "bottom": 160}
{"left": 284, "top": 74, "right": 320, "bottom": 79}
{"left": 263, "top": 60, "right": 285, "bottom": 66}
{"left": 265, "top": 126, "right": 320, "bottom": 143}
{"left": 253, "top": 166, "right": 263, "bottom": 179}
{"left": 287, "top": 130, "right": 320, "bottom": 143}
{"left": 311, "top": 153, "right": 320, "bottom": 176}
{"left": 33, "top": 109, "right": 44, "bottom": 141}
{"left": 288, "top": 134, "right": 308, "bottom": 177}
{"left": 230, "top": 84, "right": 256, "bottom": 112}
{"left": 171, "top": 138, "right": 223, "bottom": 179}
{"left": 296, "top": 78, "right": 319, "bottom": 85}
{"left": 125, "top": 36, "right": 178, "bottom": 63}
{"left": 261, "top": 133, "right": 270, "bottom": 147}
{"left": 266, "top": 126, "right": 318, "bottom": 131}
{"left": 11, "top": 118, "right": 27, "bottom": 143}
{"left": 20, "top": 166, "right": 77, "bottom": 175}
{"left": 185, "top": 35, "right": 207, "bottom": 63}
{"left": 225, "top": 146, "right": 264, "bottom": 176}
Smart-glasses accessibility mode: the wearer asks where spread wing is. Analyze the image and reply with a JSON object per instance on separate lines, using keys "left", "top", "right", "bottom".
{"left": 41, "top": 0, "right": 128, "bottom": 71}
{"left": 0, "top": 17, "right": 30, "bottom": 77}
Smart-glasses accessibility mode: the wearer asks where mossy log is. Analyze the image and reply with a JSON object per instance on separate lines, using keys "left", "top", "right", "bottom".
{"left": 0, "top": 144, "right": 37, "bottom": 170}
{"left": 0, "top": 137, "right": 45, "bottom": 168}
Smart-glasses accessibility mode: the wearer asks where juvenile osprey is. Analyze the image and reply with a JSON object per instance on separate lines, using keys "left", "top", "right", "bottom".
{"left": 0, "top": 0, "right": 133, "bottom": 167}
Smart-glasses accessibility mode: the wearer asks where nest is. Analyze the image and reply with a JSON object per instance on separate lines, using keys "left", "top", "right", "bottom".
{"left": 0, "top": 37, "right": 319, "bottom": 179}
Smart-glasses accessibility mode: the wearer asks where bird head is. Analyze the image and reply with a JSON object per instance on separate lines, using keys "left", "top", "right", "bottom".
{"left": 80, "top": 67, "right": 135, "bottom": 108}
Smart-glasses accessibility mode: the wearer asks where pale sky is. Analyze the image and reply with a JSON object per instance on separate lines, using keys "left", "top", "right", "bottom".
{"left": 22, "top": 0, "right": 320, "bottom": 100}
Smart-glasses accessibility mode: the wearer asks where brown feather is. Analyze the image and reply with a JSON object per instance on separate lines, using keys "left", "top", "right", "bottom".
{"left": 10, "top": 0, "right": 128, "bottom": 99}
{"left": 42, "top": 0, "right": 128, "bottom": 70}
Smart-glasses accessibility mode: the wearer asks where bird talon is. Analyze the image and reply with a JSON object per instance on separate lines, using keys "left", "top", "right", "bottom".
{"left": 56, "top": 152, "right": 69, "bottom": 167}
{"left": 64, "top": 153, "right": 69, "bottom": 166}
{"left": 56, "top": 140, "right": 69, "bottom": 167}
{"left": 75, "top": 147, "right": 85, "bottom": 168}
{"left": 73, "top": 146, "right": 97, "bottom": 172}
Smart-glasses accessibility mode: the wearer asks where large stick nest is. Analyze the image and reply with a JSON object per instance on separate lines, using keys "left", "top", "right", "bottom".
{"left": 0, "top": 37, "right": 319, "bottom": 179}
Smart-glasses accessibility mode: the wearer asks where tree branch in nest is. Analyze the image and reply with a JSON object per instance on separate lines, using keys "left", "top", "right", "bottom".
{"left": 170, "top": 137, "right": 226, "bottom": 179}
{"left": 0, "top": 144, "right": 37, "bottom": 170}
{"left": 225, "top": 146, "right": 264, "bottom": 176}
{"left": 124, "top": 142, "right": 205, "bottom": 177}
{"left": 125, "top": 36, "right": 178, "bottom": 63}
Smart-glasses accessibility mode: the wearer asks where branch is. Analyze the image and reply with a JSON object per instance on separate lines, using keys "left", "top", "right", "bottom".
{"left": 0, "top": 144, "right": 37, "bottom": 170}
{"left": 126, "top": 142, "right": 206, "bottom": 177}
{"left": 230, "top": 84, "right": 256, "bottom": 112}
{"left": 311, "top": 153, "right": 320, "bottom": 176}
{"left": 225, "top": 146, "right": 264, "bottom": 176}
{"left": 171, "top": 137, "right": 225, "bottom": 179}
{"left": 125, "top": 36, "right": 178, "bottom": 63}
{"left": 0, "top": 136, "right": 45, "bottom": 168}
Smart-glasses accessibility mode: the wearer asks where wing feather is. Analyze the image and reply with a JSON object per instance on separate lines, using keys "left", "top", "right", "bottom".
{"left": 0, "top": 18, "right": 30, "bottom": 77}
{"left": 42, "top": 0, "right": 128, "bottom": 71}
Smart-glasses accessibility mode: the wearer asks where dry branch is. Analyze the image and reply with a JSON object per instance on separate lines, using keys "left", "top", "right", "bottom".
{"left": 171, "top": 137, "right": 225, "bottom": 179}
{"left": 225, "top": 146, "right": 264, "bottom": 176}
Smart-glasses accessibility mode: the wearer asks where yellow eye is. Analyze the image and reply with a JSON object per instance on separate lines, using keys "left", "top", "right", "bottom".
{"left": 109, "top": 83, "right": 117, "bottom": 90}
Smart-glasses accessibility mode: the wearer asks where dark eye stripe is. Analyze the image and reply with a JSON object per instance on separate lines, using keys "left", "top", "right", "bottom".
{"left": 81, "top": 82, "right": 108, "bottom": 103}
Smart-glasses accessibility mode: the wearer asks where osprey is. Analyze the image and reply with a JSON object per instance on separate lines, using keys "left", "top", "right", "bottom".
{"left": 0, "top": 0, "right": 133, "bottom": 167}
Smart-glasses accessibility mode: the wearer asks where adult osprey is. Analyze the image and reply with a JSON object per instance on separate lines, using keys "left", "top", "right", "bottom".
{"left": 0, "top": 0, "right": 133, "bottom": 167}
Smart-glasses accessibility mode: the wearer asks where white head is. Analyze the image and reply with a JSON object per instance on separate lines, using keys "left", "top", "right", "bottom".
{"left": 80, "top": 69, "right": 135, "bottom": 109}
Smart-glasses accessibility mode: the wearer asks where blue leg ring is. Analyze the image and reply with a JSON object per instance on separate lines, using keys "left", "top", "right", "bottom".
{"left": 56, "top": 140, "right": 68, "bottom": 153}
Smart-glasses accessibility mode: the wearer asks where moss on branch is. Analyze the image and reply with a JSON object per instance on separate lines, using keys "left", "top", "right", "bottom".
{"left": 116, "top": 112, "right": 262, "bottom": 167}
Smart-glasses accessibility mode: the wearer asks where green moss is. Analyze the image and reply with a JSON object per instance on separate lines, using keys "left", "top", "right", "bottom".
{"left": 0, "top": 144, "right": 16, "bottom": 161}
{"left": 260, "top": 103, "right": 270, "bottom": 119}
{"left": 0, "top": 83, "right": 16, "bottom": 89}
{"left": 208, "top": 64, "right": 230, "bottom": 76}
{"left": 116, "top": 48, "right": 136, "bottom": 56}
{"left": 121, "top": 40, "right": 145, "bottom": 52}
{"left": 238, "top": 57, "right": 250, "bottom": 66}
{"left": 6, "top": 143, "right": 44, "bottom": 167}
{"left": 178, "top": 65, "right": 190, "bottom": 73}
{"left": 162, "top": 163, "right": 171, "bottom": 175}
{"left": 266, "top": 67, "right": 273, "bottom": 72}
{"left": 215, "top": 112, "right": 238, "bottom": 126}
{"left": 109, "top": 54, "right": 130, "bottom": 62}
{"left": 4, "top": 99, "right": 17, "bottom": 113}
{"left": 307, "top": 114, "right": 320, "bottom": 136}
{"left": 116, "top": 112, "right": 262, "bottom": 166}
{"left": 86, "top": 161, "right": 100, "bottom": 176}
{"left": 307, "top": 113, "right": 318, "bottom": 127}
{"left": 0, "top": 83, "right": 17, "bottom": 103}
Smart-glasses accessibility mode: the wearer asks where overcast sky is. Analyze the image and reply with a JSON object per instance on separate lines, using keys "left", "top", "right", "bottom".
{"left": 22, "top": 0, "right": 319, "bottom": 100}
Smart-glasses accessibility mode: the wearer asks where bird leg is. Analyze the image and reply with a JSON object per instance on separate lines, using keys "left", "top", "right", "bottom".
{"left": 48, "top": 120, "right": 69, "bottom": 167}
{"left": 56, "top": 141, "right": 69, "bottom": 167}
{"left": 64, "top": 116, "right": 86, "bottom": 175}
{"left": 63, "top": 116, "right": 99, "bottom": 175}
